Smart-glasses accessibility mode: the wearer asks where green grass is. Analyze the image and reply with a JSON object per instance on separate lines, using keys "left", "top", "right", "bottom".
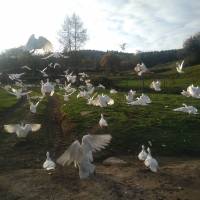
{"left": 0, "top": 88, "right": 17, "bottom": 112}
{"left": 59, "top": 64, "right": 200, "bottom": 156}
{"left": 0, "top": 63, "right": 200, "bottom": 157}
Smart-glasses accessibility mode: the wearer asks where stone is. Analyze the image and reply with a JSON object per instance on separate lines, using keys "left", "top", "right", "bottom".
{"left": 103, "top": 157, "right": 127, "bottom": 166}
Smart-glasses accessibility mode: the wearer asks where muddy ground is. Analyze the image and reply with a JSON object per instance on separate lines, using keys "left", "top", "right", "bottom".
{"left": 0, "top": 96, "right": 200, "bottom": 200}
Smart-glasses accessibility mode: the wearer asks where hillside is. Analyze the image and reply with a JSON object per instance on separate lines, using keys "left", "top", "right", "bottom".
{"left": 0, "top": 48, "right": 183, "bottom": 74}
{"left": 0, "top": 63, "right": 200, "bottom": 199}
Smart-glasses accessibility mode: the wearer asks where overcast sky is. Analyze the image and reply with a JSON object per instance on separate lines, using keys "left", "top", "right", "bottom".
{"left": 0, "top": 0, "right": 199, "bottom": 53}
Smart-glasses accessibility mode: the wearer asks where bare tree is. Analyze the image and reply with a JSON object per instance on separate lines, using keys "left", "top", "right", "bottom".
{"left": 58, "top": 13, "right": 88, "bottom": 52}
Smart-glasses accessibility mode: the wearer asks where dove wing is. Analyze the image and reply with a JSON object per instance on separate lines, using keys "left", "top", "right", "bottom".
{"left": 57, "top": 140, "right": 83, "bottom": 166}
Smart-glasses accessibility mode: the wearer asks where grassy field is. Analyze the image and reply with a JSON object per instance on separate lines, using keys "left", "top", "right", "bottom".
{"left": 0, "top": 88, "right": 17, "bottom": 112}
{"left": 0, "top": 63, "right": 200, "bottom": 158}
{"left": 0, "top": 64, "right": 200, "bottom": 199}
{"left": 58, "top": 63, "right": 200, "bottom": 156}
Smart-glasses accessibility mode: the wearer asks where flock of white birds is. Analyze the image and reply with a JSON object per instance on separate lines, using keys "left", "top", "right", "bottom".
{"left": 0, "top": 54, "right": 199, "bottom": 178}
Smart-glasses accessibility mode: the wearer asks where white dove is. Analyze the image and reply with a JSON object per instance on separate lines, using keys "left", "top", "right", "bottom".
{"left": 98, "top": 94, "right": 114, "bottom": 107}
{"left": 8, "top": 73, "right": 25, "bottom": 81}
{"left": 176, "top": 60, "right": 184, "bottom": 73}
{"left": 42, "top": 52, "right": 69, "bottom": 59}
{"left": 99, "top": 114, "right": 108, "bottom": 128}
{"left": 29, "top": 100, "right": 40, "bottom": 113}
{"left": 43, "top": 152, "right": 56, "bottom": 171}
{"left": 21, "top": 65, "right": 31, "bottom": 70}
{"left": 4, "top": 122, "right": 41, "bottom": 138}
{"left": 97, "top": 84, "right": 105, "bottom": 89}
{"left": 66, "top": 72, "right": 77, "bottom": 83}
{"left": 125, "top": 90, "right": 136, "bottom": 103}
{"left": 150, "top": 80, "right": 161, "bottom": 91}
{"left": 110, "top": 89, "right": 118, "bottom": 94}
{"left": 138, "top": 145, "right": 147, "bottom": 161}
{"left": 128, "top": 94, "right": 151, "bottom": 106}
{"left": 38, "top": 67, "right": 48, "bottom": 77}
{"left": 181, "top": 84, "right": 200, "bottom": 98}
{"left": 134, "top": 63, "right": 149, "bottom": 76}
{"left": 9, "top": 88, "right": 31, "bottom": 99}
{"left": 41, "top": 79, "right": 54, "bottom": 96}
{"left": 173, "top": 103, "right": 198, "bottom": 114}
{"left": 79, "top": 72, "right": 88, "bottom": 78}
{"left": 57, "top": 134, "right": 112, "bottom": 179}
{"left": 144, "top": 147, "right": 159, "bottom": 173}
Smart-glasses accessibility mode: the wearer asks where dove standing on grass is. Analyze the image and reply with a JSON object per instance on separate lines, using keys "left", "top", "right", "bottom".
{"left": 150, "top": 80, "right": 161, "bottom": 91}
{"left": 110, "top": 89, "right": 118, "bottom": 94}
{"left": 173, "top": 104, "right": 198, "bottom": 114}
{"left": 125, "top": 90, "right": 136, "bottom": 103}
{"left": 99, "top": 114, "right": 108, "bottom": 128}
{"left": 57, "top": 134, "right": 112, "bottom": 179}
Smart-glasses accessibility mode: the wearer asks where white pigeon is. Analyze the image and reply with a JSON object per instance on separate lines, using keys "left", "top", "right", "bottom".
{"left": 8, "top": 88, "right": 31, "bottom": 99}
{"left": 85, "top": 79, "right": 91, "bottom": 84}
{"left": 144, "top": 147, "right": 159, "bottom": 173}
{"left": 29, "top": 100, "right": 40, "bottom": 114}
{"left": 8, "top": 73, "right": 25, "bottom": 81}
{"left": 97, "top": 84, "right": 105, "bottom": 90}
{"left": 138, "top": 145, "right": 147, "bottom": 161}
{"left": 110, "top": 89, "right": 118, "bottom": 94}
{"left": 66, "top": 73, "right": 77, "bottom": 84}
{"left": 140, "top": 94, "right": 151, "bottom": 103}
{"left": 173, "top": 103, "right": 198, "bottom": 114}
{"left": 128, "top": 94, "right": 151, "bottom": 106}
{"left": 77, "top": 85, "right": 94, "bottom": 99}
{"left": 4, "top": 123, "right": 41, "bottom": 138}
{"left": 87, "top": 93, "right": 99, "bottom": 106}
{"left": 78, "top": 72, "right": 88, "bottom": 78}
{"left": 125, "top": 90, "right": 136, "bottom": 103}
{"left": 134, "top": 63, "right": 149, "bottom": 76}
{"left": 181, "top": 90, "right": 190, "bottom": 97}
{"left": 39, "top": 67, "right": 48, "bottom": 77}
{"left": 62, "top": 82, "right": 76, "bottom": 93}
{"left": 181, "top": 84, "right": 200, "bottom": 98}
{"left": 57, "top": 134, "right": 112, "bottom": 179}
{"left": 43, "top": 152, "right": 56, "bottom": 171}
{"left": 150, "top": 80, "right": 161, "bottom": 91}
{"left": 99, "top": 114, "right": 108, "bottom": 128}
{"left": 41, "top": 79, "right": 54, "bottom": 96}
{"left": 21, "top": 65, "right": 31, "bottom": 70}
{"left": 42, "top": 52, "right": 69, "bottom": 59}
{"left": 98, "top": 94, "right": 114, "bottom": 107}
{"left": 77, "top": 90, "right": 90, "bottom": 99}
{"left": 176, "top": 60, "right": 184, "bottom": 73}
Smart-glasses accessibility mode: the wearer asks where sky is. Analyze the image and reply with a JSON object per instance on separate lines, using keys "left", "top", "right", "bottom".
{"left": 0, "top": 0, "right": 200, "bottom": 53}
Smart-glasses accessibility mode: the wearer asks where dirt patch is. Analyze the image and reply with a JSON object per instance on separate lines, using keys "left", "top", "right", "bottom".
{"left": 0, "top": 157, "right": 200, "bottom": 200}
